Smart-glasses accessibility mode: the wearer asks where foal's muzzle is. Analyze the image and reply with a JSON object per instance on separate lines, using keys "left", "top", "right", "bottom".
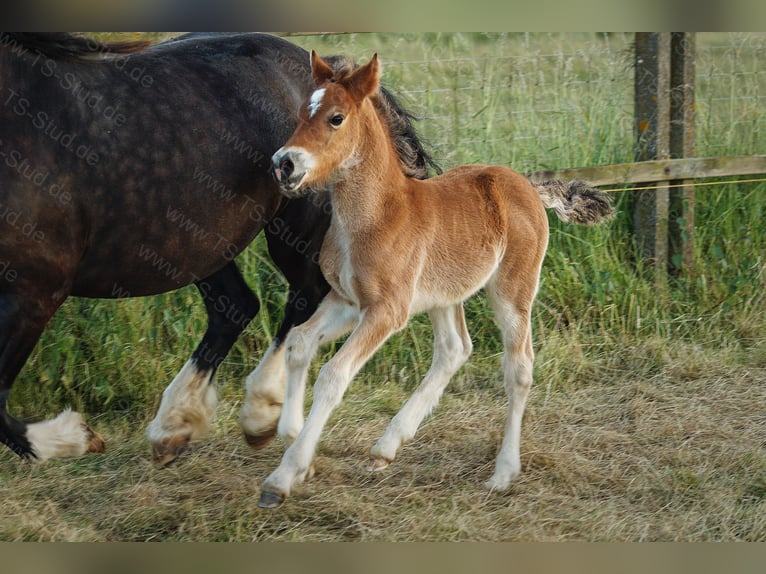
{"left": 271, "top": 147, "right": 311, "bottom": 197}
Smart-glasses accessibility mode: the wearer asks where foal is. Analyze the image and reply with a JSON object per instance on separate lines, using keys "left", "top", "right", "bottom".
{"left": 260, "top": 52, "right": 612, "bottom": 508}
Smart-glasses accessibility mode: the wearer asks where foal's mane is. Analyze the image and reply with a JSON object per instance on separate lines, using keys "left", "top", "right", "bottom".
{"left": 0, "top": 32, "right": 150, "bottom": 61}
{"left": 323, "top": 55, "right": 441, "bottom": 180}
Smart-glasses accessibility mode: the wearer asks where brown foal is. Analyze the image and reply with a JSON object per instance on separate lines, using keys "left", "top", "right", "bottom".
{"left": 259, "top": 51, "right": 612, "bottom": 508}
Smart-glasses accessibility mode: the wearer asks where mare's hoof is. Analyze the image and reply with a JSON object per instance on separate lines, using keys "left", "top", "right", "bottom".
{"left": 367, "top": 455, "right": 391, "bottom": 472}
{"left": 151, "top": 434, "right": 191, "bottom": 467}
{"left": 258, "top": 490, "right": 286, "bottom": 509}
{"left": 85, "top": 425, "right": 106, "bottom": 454}
{"left": 243, "top": 428, "right": 276, "bottom": 450}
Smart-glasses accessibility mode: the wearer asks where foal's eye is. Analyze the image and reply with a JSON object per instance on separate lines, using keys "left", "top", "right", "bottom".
{"left": 329, "top": 114, "right": 344, "bottom": 127}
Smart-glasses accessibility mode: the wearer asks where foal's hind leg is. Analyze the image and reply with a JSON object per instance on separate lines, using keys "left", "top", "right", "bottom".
{"left": 484, "top": 289, "right": 535, "bottom": 491}
{"left": 369, "top": 304, "right": 472, "bottom": 470}
{"left": 0, "top": 292, "right": 105, "bottom": 461}
{"left": 148, "top": 262, "right": 259, "bottom": 465}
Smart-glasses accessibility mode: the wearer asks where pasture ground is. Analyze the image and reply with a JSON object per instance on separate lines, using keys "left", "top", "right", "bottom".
{"left": 2, "top": 334, "right": 763, "bottom": 541}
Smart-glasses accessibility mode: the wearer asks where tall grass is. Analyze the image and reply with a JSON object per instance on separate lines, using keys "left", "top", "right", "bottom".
{"left": 11, "top": 31, "right": 764, "bottom": 416}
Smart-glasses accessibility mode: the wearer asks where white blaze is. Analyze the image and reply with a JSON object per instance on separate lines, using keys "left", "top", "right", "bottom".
{"left": 308, "top": 88, "right": 326, "bottom": 118}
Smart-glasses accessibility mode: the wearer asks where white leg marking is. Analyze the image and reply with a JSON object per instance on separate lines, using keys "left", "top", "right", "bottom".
{"left": 26, "top": 409, "right": 92, "bottom": 462}
{"left": 371, "top": 305, "right": 472, "bottom": 467}
{"left": 277, "top": 328, "right": 312, "bottom": 446}
{"left": 240, "top": 340, "right": 287, "bottom": 441}
{"left": 484, "top": 295, "right": 533, "bottom": 491}
{"left": 146, "top": 359, "right": 217, "bottom": 447}
{"left": 262, "top": 305, "right": 401, "bottom": 500}
{"left": 277, "top": 294, "right": 359, "bottom": 445}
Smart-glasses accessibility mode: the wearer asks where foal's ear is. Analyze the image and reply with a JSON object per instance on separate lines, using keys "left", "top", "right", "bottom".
{"left": 346, "top": 53, "right": 380, "bottom": 101}
{"left": 310, "top": 50, "right": 335, "bottom": 85}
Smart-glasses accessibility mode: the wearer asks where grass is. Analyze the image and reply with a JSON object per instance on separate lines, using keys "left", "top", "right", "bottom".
{"left": 1, "top": 32, "right": 765, "bottom": 541}
{"left": 3, "top": 341, "right": 763, "bottom": 541}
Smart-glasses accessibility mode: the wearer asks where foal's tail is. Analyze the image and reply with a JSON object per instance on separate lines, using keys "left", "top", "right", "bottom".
{"left": 534, "top": 180, "right": 613, "bottom": 225}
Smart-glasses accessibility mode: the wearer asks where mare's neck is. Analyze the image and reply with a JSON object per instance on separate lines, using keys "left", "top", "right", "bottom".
{"left": 330, "top": 99, "right": 409, "bottom": 232}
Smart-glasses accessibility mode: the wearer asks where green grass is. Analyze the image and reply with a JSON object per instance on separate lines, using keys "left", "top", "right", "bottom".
{"left": 2, "top": 32, "right": 765, "bottom": 541}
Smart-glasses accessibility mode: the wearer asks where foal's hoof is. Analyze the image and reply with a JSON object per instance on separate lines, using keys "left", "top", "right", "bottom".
{"left": 85, "top": 425, "right": 106, "bottom": 454}
{"left": 258, "top": 490, "right": 286, "bottom": 509}
{"left": 151, "top": 434, "right": 191, "bottom": 466}
{"left": 367, "top": 455, "right": 392, "bottom": 472}
{"left": 243, "top": 428, "right": 277, "bottom": 450}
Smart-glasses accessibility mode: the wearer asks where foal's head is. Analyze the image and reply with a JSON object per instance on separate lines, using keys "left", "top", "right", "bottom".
{"left": 272, "top": 51, "right": 381, "bottom": 196}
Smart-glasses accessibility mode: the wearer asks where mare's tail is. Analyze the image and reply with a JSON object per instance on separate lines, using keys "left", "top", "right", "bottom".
{"left": 534, "top": 180, "right": 613, "bottom": 225}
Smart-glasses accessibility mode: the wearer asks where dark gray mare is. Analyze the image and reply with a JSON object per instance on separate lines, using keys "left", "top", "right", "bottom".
{"left": 0, "top": 32, "right": 437, "bottom": 464}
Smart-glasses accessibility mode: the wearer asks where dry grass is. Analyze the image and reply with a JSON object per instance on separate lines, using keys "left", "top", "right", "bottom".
{"left": 2, "top": 338, "right": 763, "bottom": 541}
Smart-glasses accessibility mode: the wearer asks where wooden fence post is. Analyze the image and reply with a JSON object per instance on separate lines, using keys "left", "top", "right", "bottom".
{"left": 634, "top": 32, "right": 671, "bottom": 285}
{"left": 633, "top": 32, "right": 696, "bottom": 281}
{"left": 669, "top": 32, "right": 696, "bottom": 276}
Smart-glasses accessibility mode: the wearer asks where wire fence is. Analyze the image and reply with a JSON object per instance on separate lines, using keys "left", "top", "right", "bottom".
{"left": 288, "top": 32, "right": 765, "bottom": 173}
{"left": 285, "top": 32, "right": 765, "bottom": 278}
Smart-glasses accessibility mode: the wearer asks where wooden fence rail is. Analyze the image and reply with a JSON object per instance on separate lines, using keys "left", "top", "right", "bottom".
{"left": 527, "top": 155, "right": 766, "bottom": 188}
{"left": 528, "top": 153, "right": 766, "bottom": 281}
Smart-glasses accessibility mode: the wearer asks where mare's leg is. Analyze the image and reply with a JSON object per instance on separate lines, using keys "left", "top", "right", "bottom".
{"left": 259, "top": 302, "right": 407, "bottom": 509}
{"left": 147, "top": 261, "right": 259, "bottom": 465}
{"left": 484, "top": 287, "right": 535, "bottom": 491}
{"left": 0, "top": 292, "right": 105, "bottom": 461}
{"left": 240, "top": 197, "right": 331, "bottom": 448}
{"left": 369, "top": 304, "right": 472, "bottom": 470}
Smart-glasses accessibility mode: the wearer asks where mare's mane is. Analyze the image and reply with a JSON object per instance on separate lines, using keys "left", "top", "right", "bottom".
{"left": 0, "top": 32, "right": 150, "bottom": 61}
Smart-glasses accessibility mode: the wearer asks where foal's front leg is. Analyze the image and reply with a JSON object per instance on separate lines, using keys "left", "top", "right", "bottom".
{"left": 258, "top": 303, "right": 407, "bottom": 508}
{"left": 277, "top": 292, "right": 359, "bottom": 446}
{"left": 239, "top": 339, "right": 287, "bottom": 448}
